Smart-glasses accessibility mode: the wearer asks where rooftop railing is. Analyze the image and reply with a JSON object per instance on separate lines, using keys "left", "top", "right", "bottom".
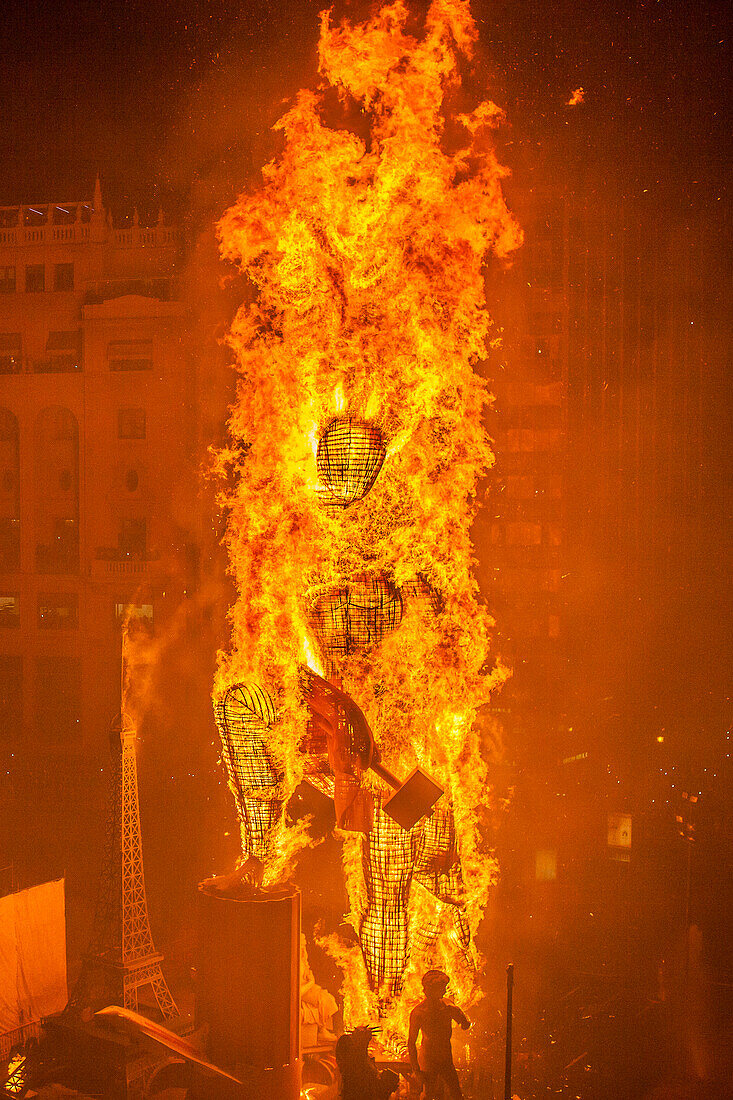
{"left": 0, "top": 224, "right": 92, "bottom": 246}
{"left": 0, "top": 203, "right": 177, "bottom": 248}
{"left": 0, "top": 223, "right": 177, "bottom": 248}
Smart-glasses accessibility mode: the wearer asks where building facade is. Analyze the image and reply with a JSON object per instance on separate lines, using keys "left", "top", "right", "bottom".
{"left": 483, "top": 187, "right": 570, "bottom": 765}
{"left": 0, "top": 182, "right": 198, "bottom": 777}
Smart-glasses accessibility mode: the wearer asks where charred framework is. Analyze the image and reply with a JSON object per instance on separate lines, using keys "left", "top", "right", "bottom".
{"left": 316, "top": 418, "right": 386, "bottom": 507}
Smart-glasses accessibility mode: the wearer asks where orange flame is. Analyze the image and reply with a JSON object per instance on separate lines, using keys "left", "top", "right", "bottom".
{"left": 216, "top": 0, "right": 521, "bottom": 1037}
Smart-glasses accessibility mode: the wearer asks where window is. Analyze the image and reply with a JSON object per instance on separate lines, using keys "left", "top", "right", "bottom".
{"left": 115, "top": 602, "right": 153, "bottom": 629}
{"left": 0, "top": 266, "right": 16, "bottom": 293}
{"left": 35, "top": 355, "right": 80, "bottom": 374}
{"left": 118, "top": 408, "right": 146, "bottom": 439}
{"left": 0, "top": 410, "right": 20, "bottom": 572}
{"left": 38, "top": 331, "right": 81, "bottom": 374}
{"left": 108, "top": 340, "right": 152, "bottom": 371}
{"left": 0, "top": 333, "right": 22, "bottom": 374}
{"left": 35, "top": 656, "right": 81, "bottom": 742}
{"left": 535, "top": 850, "right": 557, "bottom": 882}
{"left": 25, "top": 264, "right": 45, "bottom": 292}
{"left": 34, "top": 408, "right": 79, "bottom": 573}
{"left": 119, "top": 518, "right": 146, "bottom": 556}
{"left": 53, "top": 263, "right": 74, "bottom": 291}
{"left": 0, "top": 656, "right": 22, "bottom": 740}
{"left": 125, "top": 469, "right": 139, "bottom": 492}
{"left": 38, "top": 592, "right": 78, "bottom": 629}
{"left": 36, "top": 518, "right": 79, "bottom": 574}
{"left": 0, "top": 594, "right": 20, "bottom": 627}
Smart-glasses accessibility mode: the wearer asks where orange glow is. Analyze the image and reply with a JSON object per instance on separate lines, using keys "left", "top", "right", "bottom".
{"left": 215, "top": 0, "right": 520, "bottom": 1040}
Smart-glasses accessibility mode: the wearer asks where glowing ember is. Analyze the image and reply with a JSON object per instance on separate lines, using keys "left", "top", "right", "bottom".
{"left": 214, "top": 0, "right": 521, "bottom": 1043}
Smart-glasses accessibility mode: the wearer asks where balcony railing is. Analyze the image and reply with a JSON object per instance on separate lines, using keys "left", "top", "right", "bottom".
{"left": 32, "top": 356, "right": 82, "bottom": 374}
{"left": 112, "top": 226, "right": 177, "bottom": 248}
{"left": 92, "top": 547, "right": 159, "bottom": 578}
{"left": 0, "top": 356, "right": 82, "bottom": 375}
{"left": 91, "top": 558, "right": 152, "bottom": 578}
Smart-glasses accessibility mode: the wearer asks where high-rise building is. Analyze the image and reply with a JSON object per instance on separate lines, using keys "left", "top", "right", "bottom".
{"left": 483, "top": 188, "right": 569, "bottom": 764}
{"left": 485, "top": 182, "right": 727, "bottom": 766}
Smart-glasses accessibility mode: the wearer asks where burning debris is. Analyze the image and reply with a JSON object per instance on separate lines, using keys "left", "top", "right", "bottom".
{"left": 213, "top": 0, "right": 521, "bottom": 1045}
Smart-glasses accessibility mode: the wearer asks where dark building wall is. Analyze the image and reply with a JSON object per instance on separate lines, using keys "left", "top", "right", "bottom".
{"left": 484, "top": 185, "right": 729, "bottom": 767}
{"left": 482, "top": 187, "right": 569, "bottom": 764}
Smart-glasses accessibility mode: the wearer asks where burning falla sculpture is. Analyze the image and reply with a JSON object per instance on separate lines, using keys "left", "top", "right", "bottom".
{"left": 212, "top": 0, "right": 521, "bottom": 1041}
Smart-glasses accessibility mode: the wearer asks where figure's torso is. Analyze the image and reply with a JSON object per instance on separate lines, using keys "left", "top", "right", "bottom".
{"left": 413, "top": 998, "right": 456, "bottom": 1069}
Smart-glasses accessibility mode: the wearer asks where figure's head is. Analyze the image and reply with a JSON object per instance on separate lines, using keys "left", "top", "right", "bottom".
{"left": 422, "top": 969, "right": 450, "bottom": 1000}
{"left": 335, "top": 1026, "right": 375, "bottom": 1073}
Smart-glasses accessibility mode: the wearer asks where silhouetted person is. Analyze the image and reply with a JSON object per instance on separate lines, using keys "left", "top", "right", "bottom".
{"left": 335, "top": 1026, "right": 399, "bottom": 1100}
{"left": 408, "top": 970, "right": 469, "bottom": 1099}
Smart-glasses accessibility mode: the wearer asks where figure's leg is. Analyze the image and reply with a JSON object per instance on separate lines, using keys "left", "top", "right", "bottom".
{"left": 213, "top": 684, "right": 283, "bottom": 861}
{"left": 439, "top": 1063, "right": 462, "bottom": 1099}
{"left": 359, "top": 804, "right": 414, "bottom": 1003}
{"left": 413, "top": 806, "right": 472, "bottom": 955}
{"left": 306, "top": 574, "right": 413, "bottom": 1000}
{"left": 421, "top": 1070, "right": 444, "bottom": 1100}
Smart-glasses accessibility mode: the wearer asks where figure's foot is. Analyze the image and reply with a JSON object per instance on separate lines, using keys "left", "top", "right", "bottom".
{"left": 317, "top": 1026, "right": 337, "bottom": 1043}
{"left": 199, "top": 855, "right": 265, "bottom": 896}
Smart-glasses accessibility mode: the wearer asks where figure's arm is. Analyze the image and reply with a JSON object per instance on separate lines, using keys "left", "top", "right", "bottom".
{"left": 304, "top": 671, "right": 375, "bottom": 770}
{"left": 407, "top": 1011, "right": 422, "bottom": 1076}
{"left": 449, "top": 1003, "right": 470, "bottom": 1030}
{"left": 303, "top": 672, "right": 376, "bottom": 832}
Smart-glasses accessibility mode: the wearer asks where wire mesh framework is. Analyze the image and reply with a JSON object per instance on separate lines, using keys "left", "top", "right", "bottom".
{"left": 359, "top": 805, "right": 416, "bottom": 998}
{"left": 215, "top": 572, "right": 471, "bottom": 1004}
{"left": 413, "top": 806, "right": 470, "bottom": 952}
{"left": 218, "top": 413, "right": 477, "bottom": 1008}
{"left": 213, "top": 683, "right": 284, "bottom": 860}
{"left": 306, "top": 573, "right": 403, "bottom": 665}
{"left": 354, "top": 801, "right": 469, "bottom": 1000}
{"left": 316, "top": 418, "right": 386, "bottom": 507}
{"left": 68, "top": 715, "right": 177, "bottom": 1021}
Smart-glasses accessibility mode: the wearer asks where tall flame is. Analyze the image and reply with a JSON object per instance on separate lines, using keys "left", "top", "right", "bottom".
{"left": 215, "top": 0, "right": 521, "bottom": 1041}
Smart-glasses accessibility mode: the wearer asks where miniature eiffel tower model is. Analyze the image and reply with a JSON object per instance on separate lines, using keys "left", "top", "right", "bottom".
{"left": 68, "top": 704, "right": 178, "bottom": 1021}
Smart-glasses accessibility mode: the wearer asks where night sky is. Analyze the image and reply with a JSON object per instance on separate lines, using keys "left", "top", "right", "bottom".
{"left": 0, "top": 0, "right": 728, "bottom": 214}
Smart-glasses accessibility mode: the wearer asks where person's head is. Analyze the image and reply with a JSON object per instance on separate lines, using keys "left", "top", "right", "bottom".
{"left": 422, "top": 969, "right": 450, "bottom": 1000}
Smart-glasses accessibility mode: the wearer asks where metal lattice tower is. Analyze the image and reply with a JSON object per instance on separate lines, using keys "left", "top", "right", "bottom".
{"left": 68, "top": 713, "right": 177, "bottom": 1021}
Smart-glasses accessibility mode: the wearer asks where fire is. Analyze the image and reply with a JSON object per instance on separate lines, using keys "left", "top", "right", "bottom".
{"left": 214, "top": 0, "right": 521, "bottom": 1040}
